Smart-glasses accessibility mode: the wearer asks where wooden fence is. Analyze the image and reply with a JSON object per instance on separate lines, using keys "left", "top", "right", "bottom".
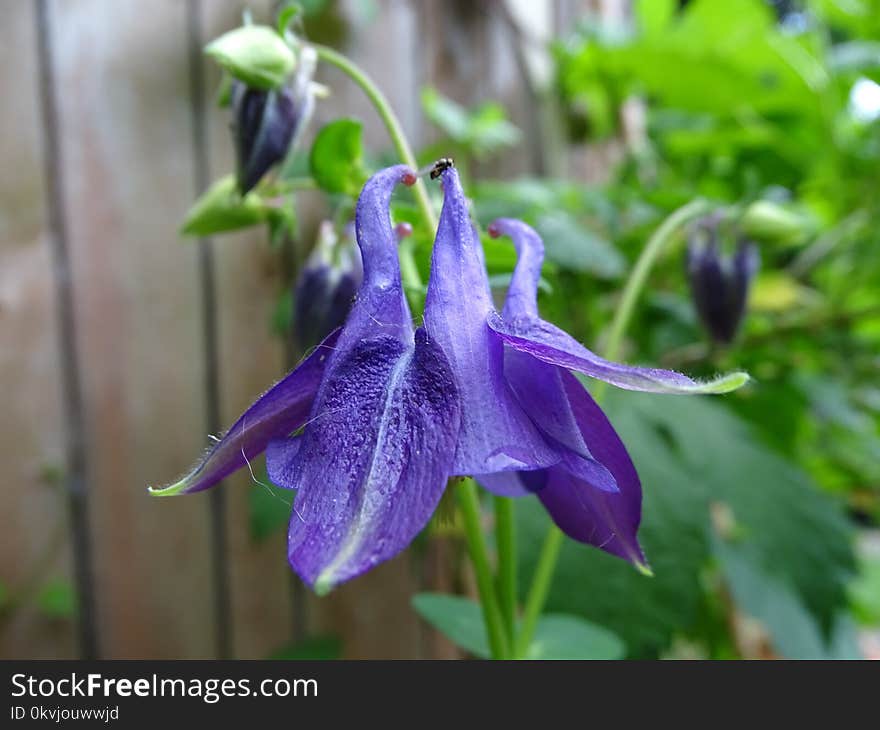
{"left": 0, "top": 0, "right": 619, "bottom": 659}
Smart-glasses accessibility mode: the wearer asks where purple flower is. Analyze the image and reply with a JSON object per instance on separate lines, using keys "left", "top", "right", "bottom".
{"left": 687, "top": 218, "right": 760, "bottom": 344}
{"left": 151, "top": 163, "right": 748, "bottom": 591}
{"left": 152, "top": 166, "right": 461, "bottom": 595}
{"left": 423, "top": 167, "right": 749, "bottom": 569}
{"left": 231, "top": 49, "right": 316, "bottom": 194}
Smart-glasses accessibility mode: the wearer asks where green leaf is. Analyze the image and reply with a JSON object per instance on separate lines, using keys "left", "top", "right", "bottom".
{"left": 421, "top": 88, "right": 521, "bottom": 156}
{"left": 715, "top": 536, "right": 861, "bottom": 659}
{"left": 519, "top": 393, "right": 856, "bottom": 657}
{"left": 205, "top": 25, "right": 295, "bottom": 90}
{"left": 525, "top": 615, "right": 626, "bottom": 659}
{"left": 412, "top": 594, "right": 625, "bottom": 659}
{"left": 308, "top": 119, "right": 367, "bottom": 196}
{"left": 412, "top": 594, "right": 490, "bottom": 658}
{"left": 849, "top": 554, "right": 880, "bottom": 625}
{"left": 181, "top": 175, "right": 269, "bottom": 236}
{"left": 635, "top": 0, "right": 676, "bottom": 37}
{"left": 37, "top": 579, "right": 75, "bottom": 620}
{"left": 268, "top": 635, "right": 342, "bottom": 659}
{"left": 248, "top": 480, "right": 293, "bottom": 544}
{"left": 534, "top": 211, "right": 625, "bottom": 278}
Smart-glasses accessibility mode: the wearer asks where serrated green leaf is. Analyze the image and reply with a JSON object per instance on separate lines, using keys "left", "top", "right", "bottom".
{"left": 308, "top": 119, "right": 366, "bottom": 196}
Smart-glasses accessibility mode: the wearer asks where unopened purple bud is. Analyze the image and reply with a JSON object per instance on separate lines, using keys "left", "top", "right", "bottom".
{"left": 231, "top": 48, "right": 316, "bottom": 194}
{"left": 687, "top": 218, "right": 760, "bottom": 345}
{"left": 293, "top": 222, "right": 363, "bottom": 352}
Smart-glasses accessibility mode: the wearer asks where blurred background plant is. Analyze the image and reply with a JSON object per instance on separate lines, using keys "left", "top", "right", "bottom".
{"left": 3, "top": 0, "right": 877, "bottom": 659}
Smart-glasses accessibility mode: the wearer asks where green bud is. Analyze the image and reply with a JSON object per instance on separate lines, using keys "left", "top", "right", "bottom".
{"left": 181, "top": 174, "right": 269, "bottom": 236}
{"left": 205, "top": 25, "right": 296, "bottom": 91}
{"left": 740, "top": 201, "right": 813, "bottom": 246}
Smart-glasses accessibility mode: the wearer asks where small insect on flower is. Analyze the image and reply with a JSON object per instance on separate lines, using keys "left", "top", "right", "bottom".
{"left": 430, "top": 157, "right": 455, "bottom": 180}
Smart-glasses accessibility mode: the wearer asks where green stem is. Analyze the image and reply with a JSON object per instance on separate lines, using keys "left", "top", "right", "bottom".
{"left": 456, "top": 479, "right": 510, "bottom": 659}
{"left": 311, "top": 43, "right": 436, "bottom": 299}
{"left": 494, "top": 496, "right": 517, "bottom": 644}
{"left": 514, "top": 525, "right": 563, "bottom": 658}
{"left": 515, "top": 198, "right": 710, "bottom": 657}
{"left": 601, "top": 199, "right": 710, "bottom": 364}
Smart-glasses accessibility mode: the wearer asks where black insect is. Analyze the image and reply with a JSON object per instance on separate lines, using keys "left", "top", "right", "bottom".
{"left": 430, "top": 157, "right": 455, "bottom": 179}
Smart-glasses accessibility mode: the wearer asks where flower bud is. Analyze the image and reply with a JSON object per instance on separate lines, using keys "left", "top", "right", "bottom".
{"left": 293, "top": 222, "right": 361, "bottom": 352}
{"left": 231, "top": 46, "right": 317, "bottom": 194}
{"left": 740, "top": 200, "right": 812, "bottom": 246}
{"left": 205, "top": 25, "right": 296, "bottom": 90}
{"left": 687, "top": 217, "right": 760, "bottom": 345}
{"left": 293, "top": 220, "right": 413, "bottom": 351}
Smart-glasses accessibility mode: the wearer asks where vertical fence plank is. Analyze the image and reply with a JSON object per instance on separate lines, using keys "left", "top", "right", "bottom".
{"left": 186, "top": 0, "right": 233, "bottom": 661}
{"left": 35, "top": 0, "right": 100, "bottom": 659}
{"left": 0, "top": 0, "right": 74, "bottom": 660}
{"left": 50, "top": 0, "right": 213, "bottom": 658}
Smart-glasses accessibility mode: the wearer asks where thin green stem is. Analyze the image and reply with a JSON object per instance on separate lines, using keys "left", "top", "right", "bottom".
{"left": 494, "top": 496, "right": 517, "bottom": 644}
{"left": 456, "top": 479, "right": 510, "bottom": 659}
{"left": 515, "top": 198, "right": 711, "bottom": 657}
{"left": 311, "top": 43, "right": 436, "bottom": 300}
{"left": 602, "top": 199, "right": 711, "bottom": 364}
{"left": 514, "top": 525, "right": 563, "bottom": 658}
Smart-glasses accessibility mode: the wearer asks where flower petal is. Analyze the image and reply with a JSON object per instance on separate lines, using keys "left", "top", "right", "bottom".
{"left": 489, "top": 217, "right": 748, "bottom": 394}
{"left": 538, "top": 370, "right": 648, "bottom": 571}
{"left": 489, "top": 312, "right": 748, "bottom": 394}
{"left": 148, "top": 329, "right": 340, "bottom": 496}
{"left": 341, "top": 164, "right": 415, "bottom": 349}
{"left": 502, "top": 349, "right": 617, "bottom": 493}
{"left": 276, "top": 329, "right": 460, "bottom": 593}
{"left": 424, "top": 168, "right": 561, "bottom": 474}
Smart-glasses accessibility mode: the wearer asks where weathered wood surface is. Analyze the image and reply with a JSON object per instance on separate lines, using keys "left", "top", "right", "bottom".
{"left": 0, "top": 0, "right": 598, "bottom": 659}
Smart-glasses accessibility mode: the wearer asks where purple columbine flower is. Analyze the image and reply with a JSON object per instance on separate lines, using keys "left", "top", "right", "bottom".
{"left": 151, "top": 166, "right": 461, "bottom": 595}
{"left": 231, "top": 48, "right": 316, "bottom": 194}
{"left": 151, "top": 163, "right": 749, "bottom": 591}
{"left": 687, "top": 218, "right": 760, "bottom": 345}
{"left": 423, "top": 167, "right": 749, "bottom": 570}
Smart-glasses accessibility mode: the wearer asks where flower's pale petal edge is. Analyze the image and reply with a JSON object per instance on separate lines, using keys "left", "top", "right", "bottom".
{"left": 539, "top": 370, "right": 649, "bottom": 574}
{"left": 423, "top": 167, "right": 562, "bottom": 474}
{"left": 280, "top": 328, "right": 460, "bottom": 594}
{"left": 488, "top": 312, "right": 749, "bottom": 394}
{"left": 148, "top": 329, "right": 341, "bottom": 497}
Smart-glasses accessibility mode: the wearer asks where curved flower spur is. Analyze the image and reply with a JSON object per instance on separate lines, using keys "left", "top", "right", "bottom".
{"left": 151, "top": 165, "right": 461, "bottom": 594}
{"left": 424, "top": 166, "right": 749, "bottom": 571}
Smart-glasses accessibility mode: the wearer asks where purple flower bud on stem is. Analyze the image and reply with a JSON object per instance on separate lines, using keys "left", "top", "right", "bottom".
{"left": 231, "top": 48, "right": 316, "bottom": 194}
{"left": 687, "top": 217, "right": 760, "bottom": 345}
